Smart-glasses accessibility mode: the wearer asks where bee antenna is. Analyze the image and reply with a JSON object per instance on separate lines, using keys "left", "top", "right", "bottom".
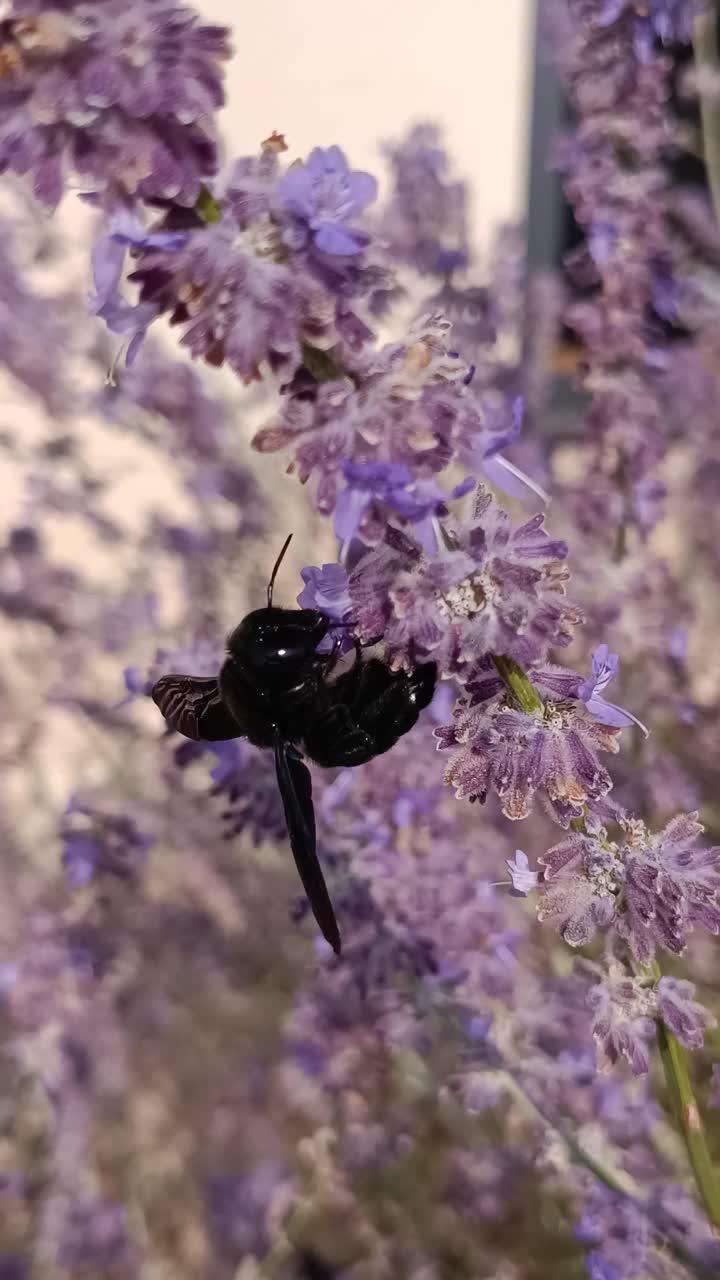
{"left": 267, "top": 533, "right": 293, "bottom": 607}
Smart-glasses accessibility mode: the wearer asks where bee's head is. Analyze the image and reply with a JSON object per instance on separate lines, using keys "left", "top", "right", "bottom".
{"left": 226, "top": 607, "right": 330, "bottom": 681}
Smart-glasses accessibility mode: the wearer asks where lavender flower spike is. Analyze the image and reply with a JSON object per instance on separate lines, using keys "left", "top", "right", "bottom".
{"left": 577, "top": 644, "right": 649, "bottom": 737}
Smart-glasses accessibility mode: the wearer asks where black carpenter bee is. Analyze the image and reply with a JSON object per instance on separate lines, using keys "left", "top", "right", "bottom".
{"left": 151, "top": 535, "right": 437, "bottom": 955}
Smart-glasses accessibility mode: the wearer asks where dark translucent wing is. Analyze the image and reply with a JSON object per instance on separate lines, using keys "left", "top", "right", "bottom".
{"left": 273, "top": 733, "right": 341, "bottom": 955}
{"left": 151, "top": 674, "right": 242, "bottom": 742}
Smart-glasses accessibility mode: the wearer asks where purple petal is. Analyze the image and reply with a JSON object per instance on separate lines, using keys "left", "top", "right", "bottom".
{"left": 90, "top": 236, "right": 126, "bottom": 310}
{"left": 334, "top": 485, "right": 373, "bottom": 542}
{"left": 480, "top": 454, "right": 549, "bottom": 504}
{"left": 297, "top": 563, "right": 351, "bottom": 619}
{"left": 585, "top": 696, "right": 649, "bottom": 738}
{"left": 348, "top": 170, "right": 378, "bottom": 212}
{"left": 449, "top": 475, "right": 476, "bottom": 502}
{"left": 314, "top": 222, "right": 365, "bottom": 255}
{"left": 413, "top": 513, "right": 439, "bottom": 555}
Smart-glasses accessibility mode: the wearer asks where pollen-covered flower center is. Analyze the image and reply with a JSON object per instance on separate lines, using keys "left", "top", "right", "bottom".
{"left": 233, "top": 214, "right": 285, "bottom": 261}
{"left": 435, "top": 573, "right": 496, "bottom": 621}
{"left": 585, "top": 848, "right": 624, "bottom": 896}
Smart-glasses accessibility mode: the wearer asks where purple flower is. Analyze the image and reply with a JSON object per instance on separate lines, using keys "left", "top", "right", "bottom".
{"left": 206, "top": 741, "right": 287, "bottom": 845}
{"left": 102, "top": 208, "right": 189, "bottom": 256}
{"left": 597, "top": 0, "right": 702, "bottom": 56}
{"left": 379, "top": 124, "right": 469, "bottom": 275}
{"left": 351, "top": 490, "right": 582, "bottom": 677}
{"left": 61, "top": 800, "right": 154, "bottom": 888}
{"left": 0, "top": 203, "right": 73, "bottom": 413}
{"left": 334, "top": 460, "right": 412, "bottom": 545}
{"left": 131, "top": 216, "right": 339, "bottom": 381}
{"left": 297, "top": 561, "right": 354, "bottom": 654}
{"left": 334, "top": 459, "right": 474, "bottom": 553}
{"left": 577, "top": 1190, "right": 652, "bottom": 1280}
{"left": 276, "top": 146, "right": 377, "bottom": 256}
{"left": 59, "top": 1199, "right": 130, "bottom": 1271}
{"left": 586, "top": 972, "right": 657, "bottom": 1075}
{"left": 297, "top": 562, "right": 352, "bottom": 619}
{"left": 121, "top": 665, "right": 149, "bottom": 697}
{"left": 458, "top": 394, "right": 549, "bottom": 506}
{"left": 436, "top": 666, "right": 619, "bottom": 827}
{"left": 538, "top": 831, "right": 623, "bottom": 945}
{"left": 505, "top": 850, "right": 539, "bottom": 897}
{"left": 0, "top": 1, "right": 230, "bottom": 208}
{"left": 577, "top": 644, "right": 649, "bottom": 737}
{"left": 89, "top": 210, "right": 187, "bottom": 362}
{"left": 656, "top": 976, "right": 716, "bottom": 1050}
{"left": 253, "top": 314, "right": 475, "bottom": 501}
{"left": 618, "top": 812, "right": 720, "bottom": 963}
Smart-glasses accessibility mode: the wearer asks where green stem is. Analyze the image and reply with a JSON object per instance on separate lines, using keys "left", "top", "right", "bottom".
{"left": 491, "top": 654, "right": 544, "bottom": 715}
{"left": 693, "top": 10, "right": 720, "bottom": 225}
{"left": 657, "top": 1019, "right": 720, "bottom": 1229}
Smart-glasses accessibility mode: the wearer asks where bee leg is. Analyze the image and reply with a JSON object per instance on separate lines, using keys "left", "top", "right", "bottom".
{"left": 345, "top": 661, "right": 437, "bottom": 757}
{"left": 321, "top": 632, "right": 344, "bottom": 678}
{"left": 303, "top": 704, "right": 378, "bottom": 767}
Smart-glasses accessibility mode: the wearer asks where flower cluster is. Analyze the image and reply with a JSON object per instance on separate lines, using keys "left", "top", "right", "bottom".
{"left": 0, "top": 0, "right": 230, "bottom": 208}
{"left": 350, "top": 489, "right": 581, "bottom": 675}
{"left": 91, "top": 139, "right": 387, "bottom": 377}
{"left": 538, "top": 812, "right": 720, "bottom": 962}
{"left": 436, "top": 665, "right": 619, "bottom": 825}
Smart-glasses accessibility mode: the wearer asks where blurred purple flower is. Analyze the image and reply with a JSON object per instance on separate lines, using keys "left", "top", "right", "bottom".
{"left": 277, "top": 146, "right": 377, "bottom": 256}
{"left": 505, "top": 850, "right": 539, "bottom": 897}
{"left": 61, "top": 800, "right": 154, "bottom": 888}
{"left": 0, "top": 0, "right": 230, "bottom": 208}
{"left": 59, "top": 1199, "right": 130, "bottom": 1270}
{"left": 668, "top": 625, "right": 688, "bottom": 666}
{"left": 380, "top": 124, "right": 469, "bottom": 275}
{"left": 577, "top": 643, "right": 649, "bottom": 737}
{"left": 122, "top": 665, "right": 149, "bottom": 697}
{"left": 597, "top": 0, "right": 702, "bottom": 58}
{"left": 577, "top": 1189, "right": 651, "bottom": 1280}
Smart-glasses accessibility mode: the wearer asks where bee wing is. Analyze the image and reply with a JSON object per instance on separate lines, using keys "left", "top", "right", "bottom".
{"left": 273, "top": 733, "right": 341, "bottom": 955}
{"left": 151, "top": 674, "right": 242, "bottom": 742}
